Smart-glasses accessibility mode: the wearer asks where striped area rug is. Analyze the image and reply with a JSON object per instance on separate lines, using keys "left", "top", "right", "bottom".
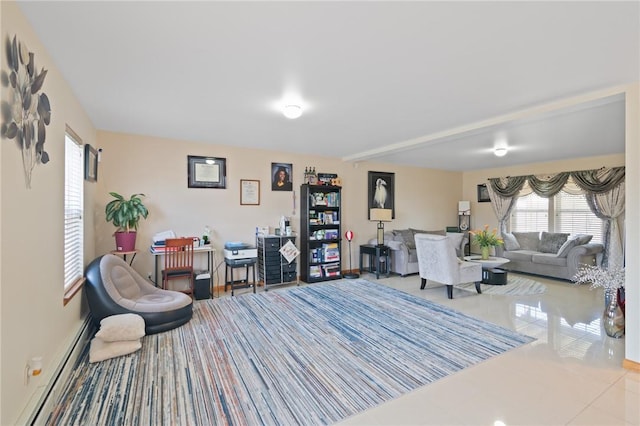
{"left": 458, "top": 275, "right": 547, "bottom": 296}
{"left": 47, "top": 279, "right": 534, "bottom": 425}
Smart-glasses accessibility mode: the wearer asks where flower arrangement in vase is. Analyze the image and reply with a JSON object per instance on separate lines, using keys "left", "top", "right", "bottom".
{"left": 469, "top": 225, "right": 503, "bottom": 259}
{"left": 572, "top": 265, "right": 625, "bottom": 338}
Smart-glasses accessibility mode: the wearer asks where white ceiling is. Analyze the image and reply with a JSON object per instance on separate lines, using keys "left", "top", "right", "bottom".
{"left": 17, "top": 1, "right": 639, "bottom": 171}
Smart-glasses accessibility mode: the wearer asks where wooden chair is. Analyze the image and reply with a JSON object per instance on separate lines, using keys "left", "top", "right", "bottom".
{"left": 162, "top": 237, "right": 195, "bottom": 297}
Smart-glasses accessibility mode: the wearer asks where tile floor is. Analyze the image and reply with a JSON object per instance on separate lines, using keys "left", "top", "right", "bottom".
{"left": 229, "top": 272, "right": 638, "bottom": 425}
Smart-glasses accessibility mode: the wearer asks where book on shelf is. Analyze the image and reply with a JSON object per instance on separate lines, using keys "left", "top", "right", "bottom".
{"left": 309, "top": 265, "right": 322, "bottom": 278}
{"left": 322, "top": 262, "right": 341, "bottom": 277}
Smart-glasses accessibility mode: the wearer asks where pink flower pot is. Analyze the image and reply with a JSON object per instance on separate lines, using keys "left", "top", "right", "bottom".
{"left": 114, "top": 231, "right": 137, "bottom": 252}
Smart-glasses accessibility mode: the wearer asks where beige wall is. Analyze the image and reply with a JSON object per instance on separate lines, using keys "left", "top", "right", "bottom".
{"left": 1, "top": 3, "right": 97, "bottom": 424}
{"left": 95, "top": 131, "right": 463, "bottom": 284}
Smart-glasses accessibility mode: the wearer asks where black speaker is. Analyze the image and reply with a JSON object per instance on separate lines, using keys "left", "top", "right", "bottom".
{"left": 194, "top": 273, "right": 211, "bottom": 300}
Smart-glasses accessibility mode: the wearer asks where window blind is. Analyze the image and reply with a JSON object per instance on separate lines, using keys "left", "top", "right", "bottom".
{"left": 64, "top": 133, "right": 84, "bottom": 290}
{"left": 511, "top": 193, "right": 549, "bottom": 233}
{"left": 555, "top": 191, "right": 603, "bottom": 243}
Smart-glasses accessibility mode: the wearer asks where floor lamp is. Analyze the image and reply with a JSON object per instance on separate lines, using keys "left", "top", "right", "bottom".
{"left": 343, "top": 230, "right": 359, "bottom": 279}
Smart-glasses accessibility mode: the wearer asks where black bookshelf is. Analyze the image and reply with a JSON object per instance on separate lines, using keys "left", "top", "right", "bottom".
{"left": 299, "top": 184, "right": 342, "bottom": 283}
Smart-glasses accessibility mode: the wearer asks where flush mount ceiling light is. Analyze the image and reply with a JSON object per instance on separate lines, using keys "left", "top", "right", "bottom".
{"left": 494, "top": 147, "right": 508, "bottom": 157}
{"left": 283, "top": 104, "right": 302, "bottom": 119}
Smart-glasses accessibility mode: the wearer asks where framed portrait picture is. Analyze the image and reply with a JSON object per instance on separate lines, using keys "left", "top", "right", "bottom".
{"left": 368, "top": 171, "right": 395, "bottom": 218}
{"left": 240, "top": 179, "right": 260, "bottom": 205}
{"left": 188, "top": 155, "right": 226, "bottom": 188}
{"left": 477, "top": 184, "right": 490, "bottom": 202}
{"left": 271, "top": 162, "right": 293, "bottom": 191}
{"left": 84, "top": 144, "right": 98, "bottom": 182}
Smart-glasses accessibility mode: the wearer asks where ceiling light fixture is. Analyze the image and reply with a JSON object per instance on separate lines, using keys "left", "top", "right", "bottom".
{"left": 283, "top": 104, "right": 302, "bottom": 119}
{"left": 494, "top": 147, "right": 508, "bottom": 157}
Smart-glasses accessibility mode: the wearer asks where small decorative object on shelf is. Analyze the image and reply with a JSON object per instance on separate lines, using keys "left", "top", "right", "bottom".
{"left": 572, "top": 265, "right": 625, "bottom": 338}
{"left": 469, "top": 225, "right": 503, "bottom": 260}
{"left": 317, "top": 173, "right": 337, "bottom": 186}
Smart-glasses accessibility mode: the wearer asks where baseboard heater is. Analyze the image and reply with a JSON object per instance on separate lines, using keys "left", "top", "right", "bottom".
{"left": 26, "top": 316, "right": 95, "bottom": 425}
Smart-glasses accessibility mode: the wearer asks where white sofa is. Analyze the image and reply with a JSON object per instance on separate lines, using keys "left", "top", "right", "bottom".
{"left": 495, "top": 231, "right": 604, "bottom": 281}
{"left": 368, "top": 228, "right": 468, "bottom": 277}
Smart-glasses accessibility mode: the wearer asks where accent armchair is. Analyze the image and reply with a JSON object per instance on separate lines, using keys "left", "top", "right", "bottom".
{"left": 414, "top": 233, "right": 482, "bottom": 299}
{"left": 85, "top": 254, "right": 193, "bottom": 334}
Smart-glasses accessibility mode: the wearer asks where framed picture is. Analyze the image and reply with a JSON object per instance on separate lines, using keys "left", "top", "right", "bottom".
{"left": 477, "top": 184, "right": 490, "bottom": 202}
{"left": 271, "top": 162, "right": 293, "bottom": 191}
{"left": 368, "top": 171, "right": 395, "bottom": 218}
{"left": 188, "top": 155, "right": 226, "bottom": 188}
{"left": 240, "top": 179, "right": 260, "bottom": 205}
{"left": 84, "top": 144, "right": 98, "bottom": 182}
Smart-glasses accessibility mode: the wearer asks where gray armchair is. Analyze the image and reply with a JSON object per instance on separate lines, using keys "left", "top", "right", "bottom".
{"left": 414, "top": 233, "right": 482, "bottom": 299}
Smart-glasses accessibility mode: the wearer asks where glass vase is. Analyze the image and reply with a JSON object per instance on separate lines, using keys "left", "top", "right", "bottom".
{"left": 603, "top": 289, "right": 625, "bottom": 338}
{"left": 481, "top": 246, "right": 490, "bottom": 260}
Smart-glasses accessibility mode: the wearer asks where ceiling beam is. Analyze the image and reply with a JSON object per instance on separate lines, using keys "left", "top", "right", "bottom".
{"left": 342, "top": 85, "right": 629, "bottom": 163}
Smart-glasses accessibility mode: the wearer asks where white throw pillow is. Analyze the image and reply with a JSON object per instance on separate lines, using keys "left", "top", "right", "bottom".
{"left": 95, "top": 313, "right": 145, "bottom": 342}
{"left": 89, "top": 337, "right": 141, "bottom": 363}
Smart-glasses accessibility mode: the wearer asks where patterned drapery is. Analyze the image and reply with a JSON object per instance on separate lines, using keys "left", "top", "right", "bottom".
{"left": 486, "top": 167, "right": 625, "bottom": 269}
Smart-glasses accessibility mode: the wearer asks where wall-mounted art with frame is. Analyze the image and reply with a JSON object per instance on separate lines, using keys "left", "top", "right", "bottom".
{"left": 271, "top": 162, "right": 293, "bottom": 191}
{"left": 240, "top": 179, "right": 260, "bottom": 205}
{"left": 477, "top": 184, "right": 490, "bottom": 202}
{"left": 84, "top": 144, "right": 98, "bottom": 182}
{"left": 368, "top": 171, "right": 395, "bottom": 219}
{"left": 188, "top": 155, "right": 226, "bottom": 188}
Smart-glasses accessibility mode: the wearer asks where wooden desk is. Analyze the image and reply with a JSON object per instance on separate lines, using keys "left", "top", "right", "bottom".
{"left": 150, "top": 245, "right": 216, "bottom": 295}
{"left": 110, "top": 249, "right": 138, "bottom": 265}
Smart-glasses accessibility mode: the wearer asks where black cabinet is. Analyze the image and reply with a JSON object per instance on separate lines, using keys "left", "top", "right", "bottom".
{"left": 300, "top": 184, "right": 342, "bottom": 283}
{"left": 257, "top": 235, "right": 297, "bottom": 289}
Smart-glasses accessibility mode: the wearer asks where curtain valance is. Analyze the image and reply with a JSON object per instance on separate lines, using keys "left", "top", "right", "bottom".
{"left": 488, "top": 167, "right": 625, "bottom": 198}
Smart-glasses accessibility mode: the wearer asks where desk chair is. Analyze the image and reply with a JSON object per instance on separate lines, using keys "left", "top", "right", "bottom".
{"left": 162, "top": 237, "right": 195, "bottom": 297}
{"left": 415, "top": 233, "right": 482, "bottom": 299}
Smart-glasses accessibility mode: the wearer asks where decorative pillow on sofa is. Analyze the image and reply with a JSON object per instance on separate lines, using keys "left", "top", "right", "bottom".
{"left": 392, "top": 229, "right": 416, "bottom": 249}
{"left": 512, "top": 232, "right": 541, "bottom": 251}
{"left": 574, "top": 234, "right": 593, "bottom": 245}
{"left": 556, "top": 237, "right": 579, "bottom": 257}
{"left": 539, "top": 232, "right": 569, "bottom": 253}
{"left": 502, "top": 232, "right": 520, "bottom": 251}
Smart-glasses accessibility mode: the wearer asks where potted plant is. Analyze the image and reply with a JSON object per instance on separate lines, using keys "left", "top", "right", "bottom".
{"left": 469, "top": 225, "right": 504, "bottom": 260}
{"left": 105, "top": 192, "right": 149, "bottom": 252}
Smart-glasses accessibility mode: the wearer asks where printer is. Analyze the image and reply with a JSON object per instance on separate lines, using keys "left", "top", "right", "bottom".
{"left": 224, "top": 242, "right": 257, "bottom": 262}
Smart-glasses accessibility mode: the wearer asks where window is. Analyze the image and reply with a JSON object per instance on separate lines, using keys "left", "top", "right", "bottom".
{"left": 64, "top": 130, "right": 84, "bottom": 298}
{"left": 555, "top": 191, "right": 603, "bottom": 243}
{"left": 511, "top": 193, "right": 549, "bottom": 233}
{"left": 510, "top": 191, "right": 602, "bottom": 243}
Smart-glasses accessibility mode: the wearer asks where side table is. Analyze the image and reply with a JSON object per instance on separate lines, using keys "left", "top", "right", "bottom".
{"left": 224, "top": 257, "right": 257, "bottom": 296}
{"left": 359, "top": 244, "right": 391, "bottom": 279}
{"left": 110, "top": 249, "right": 138, "bottom": 266}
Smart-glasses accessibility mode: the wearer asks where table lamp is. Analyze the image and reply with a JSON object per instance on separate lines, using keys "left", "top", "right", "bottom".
{"left": 370, "top": 208, "right": 392, "bottom": 246}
